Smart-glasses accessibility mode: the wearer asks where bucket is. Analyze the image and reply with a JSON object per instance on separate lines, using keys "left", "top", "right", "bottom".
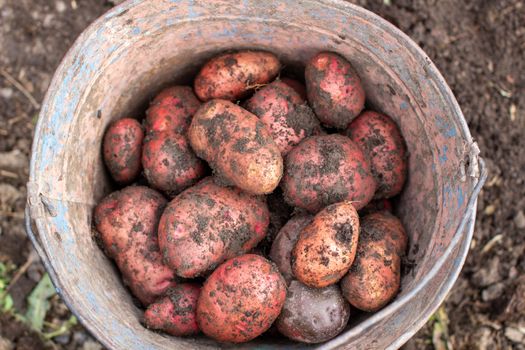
{"left": 25, "top": 1, "right": 487, "bottom": 349}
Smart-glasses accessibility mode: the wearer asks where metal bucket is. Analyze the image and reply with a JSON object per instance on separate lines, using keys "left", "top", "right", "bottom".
{"left": 25, "top": 1, "right": 486, "bottom": 349}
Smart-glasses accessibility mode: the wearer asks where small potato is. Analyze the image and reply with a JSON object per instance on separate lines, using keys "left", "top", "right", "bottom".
{"left": 145, "top": 86, "right": 201, "bottom": 133}
{"left": 340, "top": 216, "right": 402, "bottom": 312}
{"left": 94, "top": 186, "right": 176, "bottom": 305}
{"left": 276, "top": 280, "right": 350, "bottom": 343}
{"left": 280, "top": 77, "right": 307, "bottom": 100}
{"left": 346, "top": 111, "right": 407, "bottom": 198}
{"left": 197, "top": 254, "right": 287, "bottom": 343}
{"left": 142, "top": 130, "right": 206, "bottom": 196}
{"left": 282, "top": 134, "right": 376, "bottom": 212}
{"left": 143, "top": 284, "right": 201, "bottom": 336}
{"left": 188, "top": 99, "right": 283, "bottom": 195}
{"left": 194, "top": 51, "right": 281, "bottom": 101}
{"left": 358, "top": 198, "right": 393, "bottom": 216}
{"left": 245, "top": 81, "right": 321, "bottom": 155}
{"left": 305, "top": 52, "right": 365, "bottom": 128}
{"left": 361, "top": 211, "right": 408, "bottom": 256}
{"left": 292, "top": 201, "right": 360, "bottom": 288}
{"left": 158, "top": 177, "right": 269, "bottom": 278}
{"left": 269, "top": 214, "right": 313, "bottom": 283}
{"left": 102, "top": 118, "right": 143, "bottom": 184}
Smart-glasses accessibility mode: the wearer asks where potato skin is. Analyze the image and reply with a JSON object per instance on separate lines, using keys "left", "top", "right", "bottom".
{"left": 358, "top": 198, "right": 393, "bottom": 216}
{"left": 188, "top": 99, "right": 283, "bottom": 195}
{"left": 194, "top": 51, "right": 281, "bottom": 101}
{"left": 269, "top": 214, "right": 313, "bottom": 283}
{"left": 93, "top": 186, "right": 176, "bottom": 305}
{"left": 102, "top": 118, "right": 143, "bottom": 184}
{"left": 280, "top": 77, "right": 307, "bottom": 100}
{"left": 346, "top": 111, "right": 407, "bottom": 198}
{"left": 282, "top": 134, "right": 376, "bottom": 212}
{"left": 158, "top": 177, "right": 270, "bottom": 278}
{"left": 245, "top": 81, "right": 320, "bottom": 155}
{"left": 340, "top": 215, "right": 402, "bottom": 312}
{"left": 305, "top": 52, "right": 365, "bottom": 129}
{"left": 143, "top": 284, "right": 201, "bottom": 336}
{"left": 197, "top": 254, "right": 287, "bottom": 343}
{"left": 361, "top": 212, "right": 408, "bottom": 256}
{"left": 276, "top": 280, "right": 350, "bottom": 343}
{"left": 292, "top": 201, "right": 360, "bottom": 288}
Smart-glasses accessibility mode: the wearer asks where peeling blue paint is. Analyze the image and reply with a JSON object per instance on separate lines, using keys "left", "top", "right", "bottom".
{"left": 439, "top": 145, "right": 448, "bottom": 164}
{"left": 131, "top": 26, "right": 141, "bottom": 35}
{"left": 457, "top": 187, "right": 464, "bottom": 209}
{"left": 436, "top": 116, "right": 457, "bottom": 138}
{"left": 400, "top": 101, "right": 409, "bottom": 110}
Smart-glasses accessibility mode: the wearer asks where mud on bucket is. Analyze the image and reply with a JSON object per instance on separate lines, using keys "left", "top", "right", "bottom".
{"left": 25, "top": 1, "right": 486, "bottom": 349}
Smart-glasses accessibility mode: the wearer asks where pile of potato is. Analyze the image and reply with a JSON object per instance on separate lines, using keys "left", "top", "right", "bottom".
{"left": 94, "top": 50, "right": 408, "bottom": 344}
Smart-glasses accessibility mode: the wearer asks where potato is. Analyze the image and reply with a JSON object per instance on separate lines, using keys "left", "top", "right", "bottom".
{"left": 143, "top": 284, "right": 201, "bottom": 336}
{"left": 188, "top": 99, "right": 283, "bottom": 195}
{"left": 292, "top": 201, "right": 360, "bottom": 288}
{"left": 358, "top": 198, "right": 393, "bottom": 216}
{"left": 93, "top": 186, "right": 176, "bottom": 305}
{"left": 102, "top": 118, "right": 143, "bottom": 184}
{"left": 280, "top": 77, "right": 307, "bottom": 100}
{"left": 197, "top": 254, "right": 287, "bottom": 343}
{"left": 269, "top": 214, "right": 313, "bottom": 283}
{"left": 145, "top": 86, "right": 201, "bottom": 133}
{"left": 276, "top": 280, "right": 350, "bottom": 343}
{"left": 340, "top": 215, "right": 402, "bottom": 312}
{"left": 245, "top": 80, "right": 321, "bottom": 155}
{"left": 142, "top": 130, "right": 206, "bottom": 196}
{"left": 361, "top": 211, "right": 408, "bottom": 256}
{"left": 305, "top": 52, "right": 365, "bottom": 129}
{"left": 346, "top": 111, "right": 407, "bottom": 198}
{"left": 194, "top": 50, "right": 281, "bottom": 101}
{"left": 282, "top": 134, "right": 376, "bottom": 212}
{"left": 158, "top": 177, "right": 269, "bottom": 278}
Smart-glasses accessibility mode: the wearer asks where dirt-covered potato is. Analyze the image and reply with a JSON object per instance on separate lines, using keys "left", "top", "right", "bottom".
{"left": 143, "top": 284, "right": 201, "bottom": 336}
{"left": 305, "top": 52, "right": 365, "bottom": 128}
{"left": 360, "top": 211, "right": 408, "bottom": 256}
{"left": 194, "top": 51, "right": 281, "bottom": 101}
{"left": 188, "top": 99, "right": 283, "bottom": 195}
{"left": 276, "top": 280, "right": 350, "bottom": 343}
{"left": 346, "top": 111, "right": 407, "bottom": 198}
{"left": 197, "top": 254, "right": 287, "bottom": 343}
{"left": 158, "top": 177, "right": 269, "bottom": 278}
{"left": 280, "top": 77, "right": 307, "bottom": 100}
{"left": 245, "top": 80, "right": 320, "bottom": 155}
{"left": 102, "top": 118, "right": 143, "bottom": 184}
{"left": 269, "top": 214, "right": 313, "bottom": 283}
{"left": 292, "top": 201, "right": 360, "bottom": 288}
{"left": 93, "top": 186, "right": 176, "bottom": 305}
{"left": 282, "top": 134, "right": 376, "bottom": 212}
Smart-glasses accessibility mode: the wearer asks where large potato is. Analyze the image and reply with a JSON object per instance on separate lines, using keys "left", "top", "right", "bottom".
{"left": 102, "top": 118, "right": 143, "bottom": 184}
{"left": 305, "top": 52, "right": 365, "bottom": 128}
{"left": 276, "top": 280, "right": 350, "bottom": 343}
{"left": 361, "top": 211, "right": 408, "bottom": 256}
{"left": 197, "top": 254, "right": 287, "bottom": 343}
{"left": 158, "top": 177, "right": 269, "bottom": 278}
{"left": 292, "top": 201, "right": 360, "bottom": 288}
{"left": 346, "top": 111, "right": 407, "bottom": 198}
{"left": 194, "top": 51, "right": 281, "bottom": 101}
{"left": 245, "top": 80, "right": 320, "bottom": 155}
{"left": 93, "top": 186, "right": 176, "bottom": 305}
{"left": 188, "top": 99, "right": 283, "bottom": 195}
{"left": 282, "top": 134, "right": 376, "bottom": 212}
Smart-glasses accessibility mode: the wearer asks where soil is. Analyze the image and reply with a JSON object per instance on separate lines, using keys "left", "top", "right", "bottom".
{"left": 1, "top": 0, "right": 524, "bottom": 349}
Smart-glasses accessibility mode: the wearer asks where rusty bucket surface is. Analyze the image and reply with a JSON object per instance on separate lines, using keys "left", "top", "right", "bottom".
{"left": 25, "top": 1, "right": 486, "bottom": 349}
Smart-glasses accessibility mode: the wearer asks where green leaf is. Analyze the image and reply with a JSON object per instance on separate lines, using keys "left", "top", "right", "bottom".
{"left": 43, "top": 315, "right": 78, "bottom": 339}
{"left": 2, "top": 294, "right": 14, "bottom": 312}
{"left": 25, "top": 274, "right": 56, "bottom": 331}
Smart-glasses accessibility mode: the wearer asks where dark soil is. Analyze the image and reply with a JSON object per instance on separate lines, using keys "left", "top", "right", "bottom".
{"left": 1, "top": 0, "right": 524, "bottom": 349}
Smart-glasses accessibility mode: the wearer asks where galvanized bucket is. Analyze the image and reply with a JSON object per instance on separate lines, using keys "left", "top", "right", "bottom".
{"left": 25, "top": 1, "right": 486, "bottom": 349}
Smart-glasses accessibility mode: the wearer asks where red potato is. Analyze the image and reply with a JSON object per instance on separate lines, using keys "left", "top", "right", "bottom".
{"left": 143, "top": 284, "right": 201, "bottom": 336}
{"left": 93, "top": 186, "right": 176, "bottom": 305}
{"left": 188, "top": 99, "right": 283, "bottom": 195}
{"left": 361, "top": 211, "right": 408, "bottom": 256}
{"left": 282, "top": 134, "right": 376, "bottom": 212}
{"left": 142, "top": 130, "right": 206, "bottom": 196}
{"left": 245, "top": 80, "right": 321, "bottom": 155}
{"left": 269, "top": 214, "right": 313, "bottom": 283}
{"left": 305, "top": 52, "right": 365, "bottom": 129}
{"left": 102, "top": 118, "right": 143, "bottom": 184}
{"left": 280, "top": 77, "right": 307, "bottom": 100}
{"left": 158, "top": 177, "right": 270, "bottom": 278}
{"left": 197, "top": 254, "right": 287, "bottom": 343}
{"left": 194, "top": 51, "right": 281, "bottom": 101}
{"left": 276, "top": 280, "right": 350, "bottom": 343}
{"left": 292, "top": 201, "right": 360, "bottom": 288}
{"left": 346, "top": 111, "right": 407, "bottom": 198}
{"left": 145, "top": 86, "right": 201, "bottom": 133}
